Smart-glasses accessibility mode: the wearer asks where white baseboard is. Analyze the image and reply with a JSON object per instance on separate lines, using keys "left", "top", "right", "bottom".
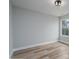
{"left": 58, "top": 40, "right": 69, "bottom": 44}
{"left": 9, "top": 51, "right": 14, "bottom": 58}
{"left": 12, "top": 40, "right": 58, "bottom": 55}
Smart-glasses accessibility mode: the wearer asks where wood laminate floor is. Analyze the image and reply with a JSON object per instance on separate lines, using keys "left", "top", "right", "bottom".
{"left": 12, "top": 42, "right": 69, "bottom": 59}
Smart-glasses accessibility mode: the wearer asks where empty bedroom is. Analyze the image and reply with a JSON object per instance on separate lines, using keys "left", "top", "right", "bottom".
{"left": 9, "top": 0, "right": 69, "bottom": 59}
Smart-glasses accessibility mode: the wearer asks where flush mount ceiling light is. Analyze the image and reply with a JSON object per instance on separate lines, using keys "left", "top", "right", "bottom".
{"left": 55, "top": 0, "right": 62, "bottom": 6}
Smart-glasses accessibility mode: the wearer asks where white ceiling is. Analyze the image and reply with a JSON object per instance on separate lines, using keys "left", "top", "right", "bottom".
{"left": 12, "top": 0, "right": 69, "bottom": 17}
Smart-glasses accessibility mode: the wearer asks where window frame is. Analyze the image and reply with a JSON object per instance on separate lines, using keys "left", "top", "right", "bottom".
{"left": 59, "top": 18, "right": 69, "bottom": 38}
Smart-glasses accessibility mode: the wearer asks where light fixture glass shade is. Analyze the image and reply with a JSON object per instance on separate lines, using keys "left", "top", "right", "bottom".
{"left": 55, "top": 0, "right": 61, "bottom": 6}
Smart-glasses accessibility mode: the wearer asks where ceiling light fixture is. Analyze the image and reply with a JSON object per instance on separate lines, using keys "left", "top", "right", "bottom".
{"left": 55, "top": 0, "right": 62, "bottom": 6}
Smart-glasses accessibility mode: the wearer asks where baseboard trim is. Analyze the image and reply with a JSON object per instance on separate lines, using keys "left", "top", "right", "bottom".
{"left": 12, "top": 40, "right": 58, "bottom": 56}
{"left": 9, "top": 51, "right": 13, "bottom": 58}
{"left": 58, "top": 41, "right": 69, "bottom": 45}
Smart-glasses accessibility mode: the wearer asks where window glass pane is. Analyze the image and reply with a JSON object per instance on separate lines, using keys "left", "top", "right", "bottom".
{"left": 62, "top": 19, "right": 69, "bottom": 36}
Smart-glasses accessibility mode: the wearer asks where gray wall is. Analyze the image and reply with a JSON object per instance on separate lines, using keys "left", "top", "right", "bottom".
{"left": 13, "top": 7, "right": 59, "bottom": 49}
{"left": 9, "top": 1, "right": 13, "bottom": 56}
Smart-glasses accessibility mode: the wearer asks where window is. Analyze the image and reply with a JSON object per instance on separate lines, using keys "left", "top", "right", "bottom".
{"left": 62, "top": 19, "right": 69, "bottom": 36}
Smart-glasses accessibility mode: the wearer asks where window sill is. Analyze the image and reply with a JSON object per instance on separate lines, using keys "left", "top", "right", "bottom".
{"left": 62, "top": 35, "right": 69, "bottom": 38}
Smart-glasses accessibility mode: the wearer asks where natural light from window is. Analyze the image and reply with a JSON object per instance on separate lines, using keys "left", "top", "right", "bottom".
{"left": 62, "top": 19, "right": 69, "bottom": 36}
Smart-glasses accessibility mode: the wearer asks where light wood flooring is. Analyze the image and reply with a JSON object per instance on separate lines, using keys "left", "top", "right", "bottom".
{"left": 12, "top": 42, "right": 69, "bottom": 59}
